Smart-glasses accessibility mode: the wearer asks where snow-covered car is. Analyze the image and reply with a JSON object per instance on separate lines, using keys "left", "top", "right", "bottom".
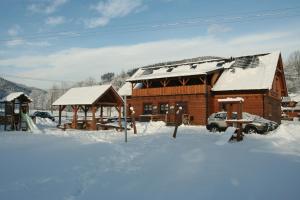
{"left": 32, "top": 111, "right": 55, "bottom": 121}
{"left": 206, "top": 112, "right": 278, "bottom": 134}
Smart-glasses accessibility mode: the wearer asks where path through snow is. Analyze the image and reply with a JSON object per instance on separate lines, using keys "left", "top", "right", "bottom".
{"left": 0, "top": 120, "right": 300, "bottom": 200}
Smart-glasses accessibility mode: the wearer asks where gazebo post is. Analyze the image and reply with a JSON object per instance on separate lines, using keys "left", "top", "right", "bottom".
{"left": 71, "top": 105, "right": 78, "bottom": 129}
{"left": 84, "top": 106, "right": 88, "bottom": 121}
{"left": 18, "top": 102, "right": 22, "bottom": 131}
{"left": 118, "top": 104, "right": 122, "bottom": 131}
{"left": 91, "top": 106, "right": 97, "bottom": 130}
{"left": 58, "top": 105, "right": 62, "bottom": 126}
{"left": 11, "top": 101, "right": 15, "bottom": 130}
{"left": 4, "top": 102, "right": 7, "bottom": 131}
{"left": 100, "top": 105, "right": 103, "bottom": 123}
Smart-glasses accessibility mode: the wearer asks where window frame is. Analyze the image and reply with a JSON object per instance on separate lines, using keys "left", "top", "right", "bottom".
{"left": 143, "top": 103, "right": 153, "bottom": 115}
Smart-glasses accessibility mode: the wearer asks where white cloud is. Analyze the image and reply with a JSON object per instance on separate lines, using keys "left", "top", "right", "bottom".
{"left": 6, "top": 38, "right": 25, "bottom": 47}
{"left": 85, "top": 17, "right": 110, "bottom": 28}
{"left": 5, "top": 38, "right": 51, "bottom": 47}
{"left": 207, "top": 24, "right": 232, "bottom": 35}
{"left": 45, "top": 16, "right": 66, "bottom": 25}
{"left": 1, "top": 30, "right": 299, "bottom": 88}
{"left": 28, "top": 0, "right": 69, "bottom": 14}
{"left": 86, "top": 0, "right": 144, "bottom": 28}
{"left": 229, "top": 31, "right": 292, "bottom": 45}
{"left": 7, "top": 25, "right": 22, "bottom": 36}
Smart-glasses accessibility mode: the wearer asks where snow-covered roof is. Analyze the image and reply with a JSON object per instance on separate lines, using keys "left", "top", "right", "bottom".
{"left": 286, "top": 93, "right": 300, "bottom": 102}
{"left": 282, "top": 103, "right": 300, "bottom": 111}
{"left": 282, "top": 96, "right": 292, "bottom": 102}
{"left": 52, "top": 85, "right": 115, "bottom": 106}
{"left": 0, "top": 92, "right": 32, "bottom": 102}
{"left": 118, "top": 69, "right": 142, "bottom": 96}
{"left": 127, "top": 59, "right": 234, "bottom": 82}
{"left": 212, "top": 52, "right": 280, "bottom": 91}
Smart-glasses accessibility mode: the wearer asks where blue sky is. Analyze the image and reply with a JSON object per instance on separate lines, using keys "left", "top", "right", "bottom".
{"left": 0, "top": 0, "right": 300, "bottom": 88}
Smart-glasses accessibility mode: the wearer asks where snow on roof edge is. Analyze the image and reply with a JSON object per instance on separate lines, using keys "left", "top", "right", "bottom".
{"left": 52, "top": 84, "right": 115, "bottom": 106}
{"left": 0, "top": 92, "right": 32, "bottom": 103}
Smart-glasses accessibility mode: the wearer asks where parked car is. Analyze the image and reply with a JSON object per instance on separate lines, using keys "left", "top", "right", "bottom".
{"left": 206, "top": 112, "right": 278, "bottom": 134}
{"left": 32, "top": 111, "right": 55, "bottom": 121}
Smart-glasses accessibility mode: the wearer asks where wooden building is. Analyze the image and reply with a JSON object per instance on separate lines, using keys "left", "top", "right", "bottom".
{"left": 52, "top": 85, "right": 123, "bottom": 130}
{"left": 120, "top": 52, "right": 287, "bottom": 125}
{"left": 281, "top": 94, "right": 300, "bottom": 120}
{"left": 0, "top": 92, "right": 32, "bottom": 131}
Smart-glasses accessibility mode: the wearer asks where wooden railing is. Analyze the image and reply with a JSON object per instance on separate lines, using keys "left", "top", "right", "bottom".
{"left": 132, "top": 85, "right": 207, "bottom": 96}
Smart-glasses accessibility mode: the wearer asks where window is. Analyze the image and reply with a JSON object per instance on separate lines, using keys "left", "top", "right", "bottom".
{"left": 159, "top": 103, "right": 169, "bottom": 114}
{"left": 166, "top": 68, "right": 173, "bottom": 72}
{"left": 190, "top": 64, "right": 197, "bottom": 69}
{"left": 215, "top": 113, "right": 226, "bottom": 120}
{"left": 143, "top": 104, "right": 153, "bottom": 114}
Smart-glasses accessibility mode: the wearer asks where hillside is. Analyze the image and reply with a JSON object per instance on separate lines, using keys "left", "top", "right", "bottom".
{"left": 0, "top": 77, "right": 48, "bottom": 109}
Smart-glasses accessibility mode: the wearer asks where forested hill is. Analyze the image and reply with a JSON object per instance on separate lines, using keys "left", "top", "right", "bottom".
{"left": 0, "top": 77, "right": 48, "bottom": 109}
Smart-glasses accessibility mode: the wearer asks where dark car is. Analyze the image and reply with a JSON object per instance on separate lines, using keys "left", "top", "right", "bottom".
{"left": 32, "top": 111, "right": 55, "bottom": 121}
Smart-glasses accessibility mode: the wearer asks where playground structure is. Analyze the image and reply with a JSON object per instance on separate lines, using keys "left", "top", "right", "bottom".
{"left": 0, "top": 92, "right": 36, "bottom": 131}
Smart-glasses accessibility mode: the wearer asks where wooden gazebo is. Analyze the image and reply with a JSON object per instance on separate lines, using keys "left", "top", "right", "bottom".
{"left": 52, "top": 85, "right": 124, "bottom": 130}
{"left": 0, "top": 92, "right": 32, "bottom": 131}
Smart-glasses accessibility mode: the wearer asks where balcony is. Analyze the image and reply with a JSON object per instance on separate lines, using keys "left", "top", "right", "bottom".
{"left": 132, "top": 85, "right": 207, "bottom": 97}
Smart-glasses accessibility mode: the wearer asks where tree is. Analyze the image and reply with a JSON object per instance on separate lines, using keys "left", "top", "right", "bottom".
{"left": 101, "top": 72, "right": 115, "bottom": 83}
{"left": 285, "top": 50, "right": 300, "bottom": 93}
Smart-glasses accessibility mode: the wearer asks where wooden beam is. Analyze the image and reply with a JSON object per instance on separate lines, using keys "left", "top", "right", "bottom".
{"left": 118, "top": 104, "right": 122, "bottom": 131}
{"left": 179, "top": 77, "right": 184, "bottom": 85}
{"left": 71, "top": 105, "right": 78, "bottom": 129}
{"left": 100, "top": 105, "right": 103, "bottom": 123}
{"left": 84, "top": 105, "right": 89, "bottom": 121}
{"left": 91, "top": 106, "right": 97, "bottom": 130}
{"left": 183, "top": 78, "right": 189, "bottom": 86}
{"left": 160, "top": 80, "right": 165, "bottom": 87}
{"left": 199, "top": 76, "right": 205, "bottom": 83}
{"left": 58, "top": 105, "right": 66, "bottom": 126}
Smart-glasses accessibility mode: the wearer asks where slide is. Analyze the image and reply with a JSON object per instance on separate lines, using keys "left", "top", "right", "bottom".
{"left": 21, "top": 113, "right": 40, "bottom": 133}
{"left": 215, "top": 127, "right": 236, "bottom": 146}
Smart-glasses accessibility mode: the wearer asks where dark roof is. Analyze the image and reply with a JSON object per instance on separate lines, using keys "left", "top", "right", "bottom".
{"left": 141, "top": 56, "right": 223, "bottom": 69}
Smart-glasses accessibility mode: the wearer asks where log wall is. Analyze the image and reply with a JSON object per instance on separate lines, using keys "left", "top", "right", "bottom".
{"left": 128, "top": 94, "right": 208, "bottom": 125}
{"left": 132, "top": 85, "right": 207, "bottom": 96}
{"left": 211, "top": 93, "right": 282, "bottom": 124}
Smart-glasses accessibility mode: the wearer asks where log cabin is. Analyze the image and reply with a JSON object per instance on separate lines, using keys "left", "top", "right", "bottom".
{"left": 120, "top": 52, "right": 288, "bottom": 125}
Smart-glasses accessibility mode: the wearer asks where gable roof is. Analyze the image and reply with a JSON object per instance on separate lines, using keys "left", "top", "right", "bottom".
{"left": 0, "top": 92, "right": 32, "bottom": 103}
{"left": 212, "top": 52, "right": 280, "bottom": 91}
{"left": 52, "top": 85, "right": 121, "bottom": 106}
{"left": 118, "top": 69, "right": 143, "bottom": 96}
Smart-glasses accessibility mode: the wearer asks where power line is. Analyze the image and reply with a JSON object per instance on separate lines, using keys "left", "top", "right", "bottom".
{"left": 1, "top": 6, "right": 299, "bottom": 43}
{"left": 1, "top": 73, "right": 76, "bottom": 83}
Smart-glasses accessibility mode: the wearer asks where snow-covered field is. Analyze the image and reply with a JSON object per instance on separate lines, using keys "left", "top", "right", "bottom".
{"left": 1, "top": 120, "right": 300, "bottom": 200}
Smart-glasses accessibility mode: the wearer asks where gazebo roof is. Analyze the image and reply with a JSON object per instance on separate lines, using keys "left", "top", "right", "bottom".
{"left": 52, "top": 85, "right": 123, "bottom": 106}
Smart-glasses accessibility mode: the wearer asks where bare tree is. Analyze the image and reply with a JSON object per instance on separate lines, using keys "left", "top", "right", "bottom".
{"left": 285, "top": 50, "right": 300, "bottom": 93}
{"left": 101, "top": 72, "right": 115, "bottom": 84}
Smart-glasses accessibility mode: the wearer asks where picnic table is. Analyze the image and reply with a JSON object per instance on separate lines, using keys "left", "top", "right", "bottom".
{"left": 225, "top": 119, "right": 253, "bottom": 141}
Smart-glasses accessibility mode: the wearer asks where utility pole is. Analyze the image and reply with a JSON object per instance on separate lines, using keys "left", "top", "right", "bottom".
{"left": 124, "top": 95, "right": 127, "bottom": 143}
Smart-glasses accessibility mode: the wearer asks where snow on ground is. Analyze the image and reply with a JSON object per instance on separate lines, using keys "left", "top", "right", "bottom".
{"left": 0, "top": 120, "right": 300, "bottom": 200}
